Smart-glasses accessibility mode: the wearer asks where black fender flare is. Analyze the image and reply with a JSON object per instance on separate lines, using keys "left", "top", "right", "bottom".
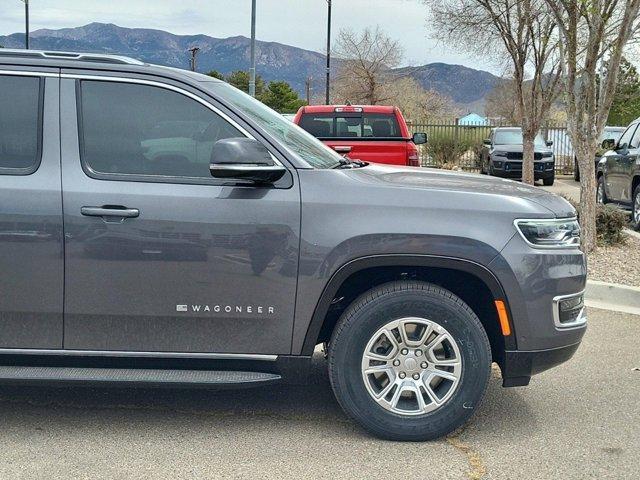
{"left": 301, "top": 254, "right": 516, "bottom": 355}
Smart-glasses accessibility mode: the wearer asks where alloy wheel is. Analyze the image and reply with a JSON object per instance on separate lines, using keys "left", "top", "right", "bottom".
{"left": 360, "top": 317, "right": 462, "bottom": 416}
{"left": 634, "top": 190, "right": 640, "bottom": 225}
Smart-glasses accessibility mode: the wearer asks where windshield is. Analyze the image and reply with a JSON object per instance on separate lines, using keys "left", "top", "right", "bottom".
{"left": 201, "top": 82, "right": 343, "bottom": 169}
{"left": 494, "top": 129, "right": 546, "bottom": 148}
{"left": 600, "top": 128, "right": 625, "bottom": 142}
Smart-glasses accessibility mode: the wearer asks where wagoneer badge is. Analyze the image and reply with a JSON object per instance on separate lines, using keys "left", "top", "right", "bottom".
{"left": 176, "top": 304, "right": 275, "bottom": 314}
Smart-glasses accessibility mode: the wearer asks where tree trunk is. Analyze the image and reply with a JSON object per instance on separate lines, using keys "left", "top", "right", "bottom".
{"left": 575, "top": 143, "right": 597, "bottom": 252}
{"left": 522, "top": 134, "right": 536, "bottom": 185}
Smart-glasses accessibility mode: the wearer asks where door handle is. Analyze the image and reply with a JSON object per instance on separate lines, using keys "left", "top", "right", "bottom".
{"left": 81, "top": 206, "right": 140, "bottom": 218}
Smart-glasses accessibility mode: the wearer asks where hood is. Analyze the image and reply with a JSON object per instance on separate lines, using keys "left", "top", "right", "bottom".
{"left": 346, "top": 164, "right": 576, "bottom": 217}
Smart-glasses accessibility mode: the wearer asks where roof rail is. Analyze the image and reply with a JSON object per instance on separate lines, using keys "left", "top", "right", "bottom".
{"left": 0, "top": 49, "right": 146, "bottom": 66}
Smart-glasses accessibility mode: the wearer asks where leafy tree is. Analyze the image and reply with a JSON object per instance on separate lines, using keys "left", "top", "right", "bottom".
{"left": 260, "top": 81, "right": 306, "bottom": 113}
{"left": 206, "top": 70, "right": 225, "bottom": 80}
{"left": 607, "top": 58, "right": 640, "bottom": 127}
{"left": 226, "top": 70, "right": 265, "bottom": 96}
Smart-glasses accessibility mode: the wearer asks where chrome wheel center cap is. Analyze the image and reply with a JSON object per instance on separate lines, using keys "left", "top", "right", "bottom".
{"left": 404, "top": 357, "right": 418, "bottom": 371}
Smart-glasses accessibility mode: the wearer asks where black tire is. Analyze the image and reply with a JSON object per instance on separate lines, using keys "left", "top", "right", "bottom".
{"left": 543, "top": 175, "right": 555, "bottom": 186}
{"left": 597, "top": 175, "right": 608, "bottom": 204}
{"left": 632, "top": 185, "right": 640, "bottom": 230}
{"left": 328, "top": 281, "right": 491, "bottom": 441}
{"left": 573, "top": 159, "right": 580, "bottom": 181}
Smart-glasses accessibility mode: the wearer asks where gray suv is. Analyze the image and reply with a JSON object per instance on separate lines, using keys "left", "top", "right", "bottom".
{"left": 481, "top": 127, "right": 556, "bottom": 185}
{"left": 0, "top": 50, "right": 586, "bottom": 441}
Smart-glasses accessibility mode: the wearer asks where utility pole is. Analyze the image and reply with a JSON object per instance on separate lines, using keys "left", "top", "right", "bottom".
{"left": 188, "top": 47, "right": 200, "bottom": 72}
{"left": 325, "top": 0, "right": 332, "bottom": 104}
{"left": 20, "top": 0, "right": 29, "bottom": 49}
{"left": 305, "top": 76, "right": 313, "bottom": 105}
{"left": 249, "top": 0, "right": 257, "bottom": 97}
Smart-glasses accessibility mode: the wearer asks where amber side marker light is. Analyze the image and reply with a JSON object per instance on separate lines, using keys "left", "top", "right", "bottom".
{"left": 494, "top": 300, "right": 511, "bottom": 336}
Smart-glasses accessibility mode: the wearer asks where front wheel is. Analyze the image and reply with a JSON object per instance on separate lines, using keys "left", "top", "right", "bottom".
{"left": 328, "top": 281, "right": 491, "bottom": 441}
{"left": 573, "top": 159, "right": 580, "bottom": 181}
{"left": 543, "top": 175, "right": 555, "bottom": 186}
{"left": 632, "top": 185, "right": 640, "bottom": 230}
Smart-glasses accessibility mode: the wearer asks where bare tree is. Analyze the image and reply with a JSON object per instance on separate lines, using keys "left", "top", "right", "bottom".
{"left": 387, "top": 77, "right": 460, "bottom": 120}
{"left": 543, "top": 0, "right": 640, "bottom": 251}
{"left": 485, "top": 79, "right": 520, "bottom": 123}
{"left": 429, "top": 0, "right": 562, "bottom": 185}
{"left": 332, "top": 27, "right": 404, "bottom": 104}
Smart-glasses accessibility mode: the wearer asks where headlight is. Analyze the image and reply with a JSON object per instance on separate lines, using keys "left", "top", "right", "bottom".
{"left": 493, "top": 151, "right": 508, "bottom": 157}
{"left": 515, "top": 218, "right": 580, "bottom": 248}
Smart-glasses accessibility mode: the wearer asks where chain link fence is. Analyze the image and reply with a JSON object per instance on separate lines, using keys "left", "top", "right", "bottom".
{"left": 405, "top": 120, "right": 575, "bottom": 174}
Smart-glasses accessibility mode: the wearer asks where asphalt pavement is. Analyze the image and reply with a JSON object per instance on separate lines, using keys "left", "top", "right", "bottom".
{"left": 0, "top": 307, "right": 637, "bottom": 479}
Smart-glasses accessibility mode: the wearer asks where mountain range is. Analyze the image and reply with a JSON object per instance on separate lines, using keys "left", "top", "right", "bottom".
{"left": 0, "top": 23, "right": 500, "bottom": 111}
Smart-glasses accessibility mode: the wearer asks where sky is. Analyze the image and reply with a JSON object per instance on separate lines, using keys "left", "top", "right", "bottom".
{"left": 0, "top": 0, "right": 498, "bottom": 73}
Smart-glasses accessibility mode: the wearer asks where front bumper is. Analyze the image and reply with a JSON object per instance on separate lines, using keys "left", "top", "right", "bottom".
{"left": 501, "top": 342, "right": 582, "bottom": 387}
{"left": 490, "top": 231, "right": 587, "bottom": 386}
{"left": 490, "top": 159, "right": 555, "bottom": 179}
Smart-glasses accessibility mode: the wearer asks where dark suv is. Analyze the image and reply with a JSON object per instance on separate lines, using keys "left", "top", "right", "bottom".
{"left": 481, "top": 127, "right": 555, "bottom": 185}
{"left": 0, "top": 49, "right": 586, "bottom": 441}
{"left": 597, "top": 117, "right": 640, "bottom": 229}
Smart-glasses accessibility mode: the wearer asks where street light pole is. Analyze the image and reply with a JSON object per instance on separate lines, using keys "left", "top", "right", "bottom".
{"left": 188, "top": 47, "right": 200, "bottom": 72}
{"left": 249, "top": 0, "right": 257, "bottom": 97}
{"left": 325, "top": 0, "right": 332, "bottom": 105}
{"left": 21, "top": 0, "right": 29, "bottom": 49}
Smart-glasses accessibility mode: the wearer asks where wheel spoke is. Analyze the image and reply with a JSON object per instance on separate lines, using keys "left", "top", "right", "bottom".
{"left": 389, "top": 382, "right": 405, "bottom": 409}
{"left": 374, "top": 378, "right": 397, "bottom": 400}
{"left": 364, "top": 329, "right": 398, "bottom": 361}
{"left": 399, "top": 320, "right": 431, "bottom": 347}
{"left": 364, "top": 364, "right": 393, "bottom": 376}
{"left": 421, "top": 381, "right": 443, "bottom": 406}
{"left": 428, "top": 368, "right": 458, "bottom": 382}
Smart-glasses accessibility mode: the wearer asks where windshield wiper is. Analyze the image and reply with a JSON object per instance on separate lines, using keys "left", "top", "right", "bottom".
{"left": 333, "top": 157, "right": 368, "bottom": 169}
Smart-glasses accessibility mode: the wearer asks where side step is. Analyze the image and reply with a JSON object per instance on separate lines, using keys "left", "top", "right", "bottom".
{"left": 0, "top": 366, "right": 281, "bottom": 388}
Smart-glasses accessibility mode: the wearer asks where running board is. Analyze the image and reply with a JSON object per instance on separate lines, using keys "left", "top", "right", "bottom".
{"left": 0, "top": 366, "right": 281, "bottom": 387}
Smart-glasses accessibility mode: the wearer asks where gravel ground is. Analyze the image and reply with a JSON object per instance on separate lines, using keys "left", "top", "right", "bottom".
{"left": 588, "top": 232, "right": 640, "bottom": 287}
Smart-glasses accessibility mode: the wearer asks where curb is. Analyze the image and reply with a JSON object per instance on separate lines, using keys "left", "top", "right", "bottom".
{"left": 625, "top": 228, "right": 640, "bottom": 240}
{"left": 585, "top": 280, "right": 640, "bottom": 316}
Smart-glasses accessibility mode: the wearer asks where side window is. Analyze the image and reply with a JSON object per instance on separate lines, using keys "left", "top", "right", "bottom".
{"left": 617, "top": 124, "right": 637, "bottom": 150}
{"left": 630, "top": 124, "right": 640, "bottom": 149}
{"left": 0, "top": 75, "right": 43, "bottom": 174}
{"left": 79, "top": 80, "right": 245, "bottom": 179}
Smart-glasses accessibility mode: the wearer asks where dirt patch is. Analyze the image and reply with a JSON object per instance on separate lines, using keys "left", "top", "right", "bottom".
{"left": 588, "top": 232, "right": 640, "bottom": 287}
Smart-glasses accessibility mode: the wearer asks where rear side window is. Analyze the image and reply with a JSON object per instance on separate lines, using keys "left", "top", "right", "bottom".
{"left": 78, "top": 80, "right": 244, "bottom": 180}
{"left": 299, "top": 113, "right": 402, "bottom": 138}
{"left": 0, "top": 75, "right": 43, "bottom": 174}
{"left": 617, "top": 124, "right": 637, "bottom": 149}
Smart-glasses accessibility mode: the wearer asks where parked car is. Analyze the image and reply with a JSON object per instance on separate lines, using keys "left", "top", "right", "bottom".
{"left": 0, "top": 49, "right": 586, "bottom": 441}
{"left": 293, "top": 104, "right": 427, "bottom": 166}
{"left": 480, "top": 127, "right": 555, "bottom": 185}
{"left": 574, "top": 126, "right": 625, "bottom": 181}
{"left": 597, "top": 117, "right": 640, "bottom": 229}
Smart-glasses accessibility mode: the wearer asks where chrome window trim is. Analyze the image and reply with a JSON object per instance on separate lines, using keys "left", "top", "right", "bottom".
{"left": 513, "top": 217, "right": 581, "bottom": 250}
{"left": 0, "top": 69, "right": 58, "bottom": 78}
{"left": 63, "top": 72, "right": 284, "bottom": 167}
{"left": 0, "top": 348, "right": 277, "bottom": 361}
{"left": 552, "top": 290, "right": 587, "bottom": 330}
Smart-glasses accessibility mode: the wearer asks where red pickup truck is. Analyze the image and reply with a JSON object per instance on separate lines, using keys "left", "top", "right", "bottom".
{"left": 293, "top": 105, "right": 427, "bottom": 166}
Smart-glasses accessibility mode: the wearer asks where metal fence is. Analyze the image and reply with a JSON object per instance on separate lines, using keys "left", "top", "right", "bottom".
{"left": 405, "top": 120, "right": 575, "bottom": 174}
